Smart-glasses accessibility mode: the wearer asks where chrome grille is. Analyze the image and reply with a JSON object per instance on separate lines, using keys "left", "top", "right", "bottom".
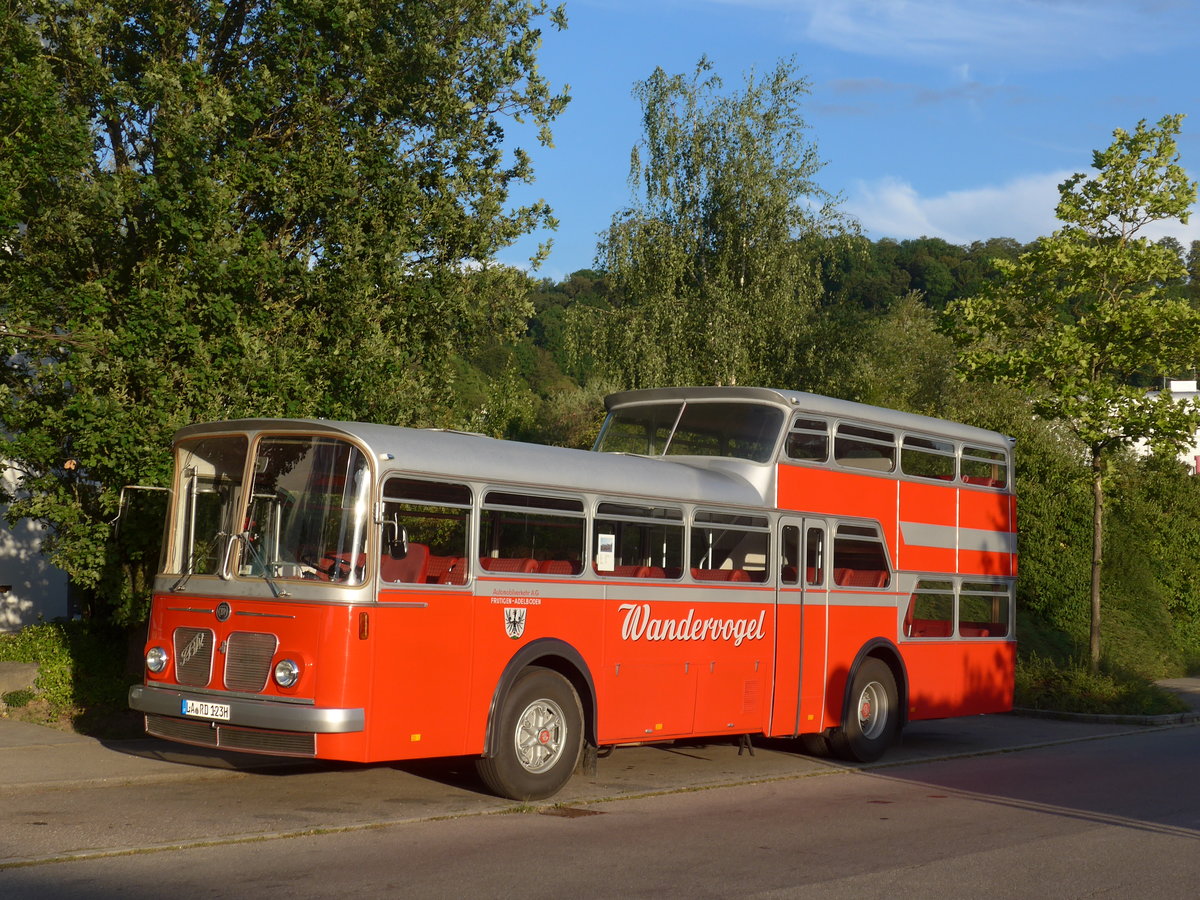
{"left": 145, "top": 714, "right": 316, "bottom": 757}
{"left": 219, "top": 724, "right": 316, "bottom": 756}
{"left": 146, "top": 713, "right": 218, "bottom": 747}
{"left": 224, "top": 631, "right": 278, "bottom": 692}
{"left": 173, "top": 627, "right": 214, "bottom": 686}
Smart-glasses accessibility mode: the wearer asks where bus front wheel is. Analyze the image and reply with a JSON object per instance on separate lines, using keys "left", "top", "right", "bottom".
{"left": 829, "top": 657, "right": 898, "bottom": 763}
{"left": 476, "top": 666, "right": 583, "bottom": 801}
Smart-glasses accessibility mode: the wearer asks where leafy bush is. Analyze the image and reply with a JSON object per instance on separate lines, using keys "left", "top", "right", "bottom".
{"left": 0, "top": 621, "right": 133, "bottom": 717}
{"left": 0, "top": 622, "right": 75, "bottom": 711}
{"left": 1015, "top": 653, "right": 1188, "bottom": 716}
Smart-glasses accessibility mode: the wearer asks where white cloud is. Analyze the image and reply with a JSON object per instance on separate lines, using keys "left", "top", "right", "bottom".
{"left": 847, "top": 171, "right": 1200, "bottom": 246}
{"left": 707, "top": 0, "right": 1194, "bottom": 67}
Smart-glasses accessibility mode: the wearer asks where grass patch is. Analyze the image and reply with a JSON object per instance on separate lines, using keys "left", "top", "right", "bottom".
{"left": 2, "top": 688, "right": 35, "bottom": 708}
{"left": 1015, "top": 653, "right": 1189, "bottom": 715}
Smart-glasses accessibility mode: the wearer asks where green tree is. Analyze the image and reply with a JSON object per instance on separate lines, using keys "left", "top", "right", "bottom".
{"left": 845, "top": 291, "right": 958, "bottom": 415}
{"left": 569, "top": 56, "right": 849, "bottom": 389}
{"left": 1184, "top": 240, "right": 1200, "bottom": 306}
{"left": 948, "top": 115, "right": 1200, "bottom": 673}
{"left": 0, "top": 0, "right": 567, "bottom": 623}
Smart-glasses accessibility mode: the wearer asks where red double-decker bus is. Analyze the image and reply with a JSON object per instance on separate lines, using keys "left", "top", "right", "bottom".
{"left": 130, "top": 387, "right": 1016, "bottom": 799}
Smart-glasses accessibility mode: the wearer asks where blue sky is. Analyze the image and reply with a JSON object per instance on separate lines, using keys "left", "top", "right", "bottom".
{"left": 497, "top": 0, "right": 1200, "bottom": 281}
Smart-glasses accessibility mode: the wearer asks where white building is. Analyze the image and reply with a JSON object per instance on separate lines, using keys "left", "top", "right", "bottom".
{"left": 1145, "top": 379, "right": 1200, "bottom": 474}
{"left": 0, "top": 465, "right": 70, "bottom": 631}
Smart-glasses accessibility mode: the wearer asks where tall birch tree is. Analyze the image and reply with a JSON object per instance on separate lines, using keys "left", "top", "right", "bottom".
{"left": 570, "top": 57, "right": 849, "bottom": 389}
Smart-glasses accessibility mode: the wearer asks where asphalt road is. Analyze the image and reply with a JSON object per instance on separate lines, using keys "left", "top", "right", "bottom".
{"left": 2, "top": 703, "right": 1199, "bottom": 897}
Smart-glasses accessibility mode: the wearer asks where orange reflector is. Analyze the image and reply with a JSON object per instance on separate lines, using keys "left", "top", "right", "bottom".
{"left": 359, "top": 611, "right": 370, "bottom": 640}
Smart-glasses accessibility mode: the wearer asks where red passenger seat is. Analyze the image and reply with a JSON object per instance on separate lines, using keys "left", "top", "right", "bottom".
{"left": 607, "top": 564, "right": 650, "bottom": 578}
{"left": 480, "top": 557, "right": 539, "bottom": 573}
{"left": 834, "top": 568, "right": 889, "bottom": 587}
{"left": 425, "top": 554, "right": 467, "bottom": 585}
{"left": 381, "top": 543, "right": 429, "bottom": 584}
{"left": 691, "top": 568, "right": 753, "bottom": 582}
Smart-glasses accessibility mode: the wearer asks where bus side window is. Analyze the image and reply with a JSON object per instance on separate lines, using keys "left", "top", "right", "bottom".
{"left": 905, "top": 580, "right": 953, "bottom": 637}
{"left": 380, "top": 478, "right": 471, "bottom": 585}
{"left": 805, "top": 526, "right": 825, "bottom": 586}
{"left": 593, "top": 501, "right": 683, "bottom": 578}
{"left": 480, "top": 491, "right": 585, "bottom": 576}
{"left": 959, "top": 582, "right": 1011, "bottom": 638}
{"left": 781, "top": 525, "right": 800, "bottom": 584}
{"left": 831, "top": 523, "right": 890, "bottom": 588}
{"left": 691, "top": 510, "right": 770, "bottom": 584}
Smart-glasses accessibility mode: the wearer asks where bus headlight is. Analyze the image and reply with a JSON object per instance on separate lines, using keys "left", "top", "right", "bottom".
{"left": 145, "top": 646, "right": 169, "bottom": 674}
{"left": 273, "top": 658, "right": 301, "bottom": 688}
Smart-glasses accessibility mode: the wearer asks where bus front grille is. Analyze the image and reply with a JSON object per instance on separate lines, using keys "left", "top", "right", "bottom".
{"left": 224, "top": 631, "right": 278, "bottom": 692}
{"left": 173, "top": 627, "right": 214, "bottom": 686}
{"left": 145, "top": 714, "right": 317, "bottom": 757}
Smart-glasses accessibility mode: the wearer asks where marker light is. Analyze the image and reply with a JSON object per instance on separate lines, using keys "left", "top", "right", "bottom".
{"left": 273, "top": 658, "right": 301, "bottom": 688}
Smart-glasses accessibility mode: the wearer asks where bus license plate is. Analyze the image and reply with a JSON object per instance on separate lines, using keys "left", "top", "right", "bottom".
{"left": 182, "top": 699, "right": 231, "bottom": 721}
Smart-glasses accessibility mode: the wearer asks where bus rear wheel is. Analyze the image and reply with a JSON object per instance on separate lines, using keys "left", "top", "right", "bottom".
{"left": 830, "top": 657, "right": 898, "bottom": 763}
{"left": 476, "top": 667, "right": 583, "bottom": 801}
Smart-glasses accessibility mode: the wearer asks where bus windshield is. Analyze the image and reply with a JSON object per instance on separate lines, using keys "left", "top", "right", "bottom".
{"left": 595, "top": 401, "right": 784, "bottom": 463}
{"left": 168, "top": 434, "right": 371, "bottom": 585}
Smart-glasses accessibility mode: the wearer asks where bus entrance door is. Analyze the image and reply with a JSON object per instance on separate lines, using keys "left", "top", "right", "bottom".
{"left": 771, "top": 518, "right": 829, "bottom": 737}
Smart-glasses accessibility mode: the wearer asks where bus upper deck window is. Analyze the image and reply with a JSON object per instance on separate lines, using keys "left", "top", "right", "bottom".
{"left": 785, "top": 417, "right": 828, "bottom": 463}
{"left": 961, "top": 446, "right": 1009, "bottom": 489}
{"left": 835, "top": 424, "right": 896, "bottom": 473}
{"left": 901, "top": 435, "right": 955, "bottom": 481}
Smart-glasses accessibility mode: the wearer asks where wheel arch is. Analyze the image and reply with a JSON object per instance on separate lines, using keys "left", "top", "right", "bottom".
{"left": 482, "top": 638, "right": 597, "bottom": 759}
{"left": 840, "top": 637, "right": 909, "bottom": 732}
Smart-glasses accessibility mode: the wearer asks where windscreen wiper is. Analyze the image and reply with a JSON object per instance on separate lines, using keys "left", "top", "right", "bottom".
{"left": 234, "top": 531, "right": 290, "bottom": 597}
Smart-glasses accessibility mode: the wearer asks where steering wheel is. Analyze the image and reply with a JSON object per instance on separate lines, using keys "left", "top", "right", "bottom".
{"left": 299, "top": 550, "right": 351, "bottom": 582}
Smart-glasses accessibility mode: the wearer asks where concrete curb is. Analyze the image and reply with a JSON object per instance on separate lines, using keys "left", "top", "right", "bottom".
{"left": 1011, "top": 707, "right": 1200, "bottom": 727}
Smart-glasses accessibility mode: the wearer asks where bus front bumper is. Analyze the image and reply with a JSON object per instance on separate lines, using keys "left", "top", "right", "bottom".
{"left": 128, "top": 684, "right": 365, "bottom": 734}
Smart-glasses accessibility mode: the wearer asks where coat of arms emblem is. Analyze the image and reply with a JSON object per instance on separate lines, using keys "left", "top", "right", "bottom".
{"left": 504, "top": 607, "right": 526, "bottom": 639}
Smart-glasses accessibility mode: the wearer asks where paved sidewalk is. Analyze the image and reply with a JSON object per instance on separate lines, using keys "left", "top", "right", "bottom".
{"left": 1157, "top": 677, "right": 1200, "bottom": 712}
{"left": 0, "top": 718, "right": 293, "bottom": 792}
{"left": 2, "top": 678, "right": 1198, "bottom": 794}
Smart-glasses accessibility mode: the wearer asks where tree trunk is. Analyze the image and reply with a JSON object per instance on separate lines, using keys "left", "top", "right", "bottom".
{"left": 1089, "top": 452, "right": 1104, "bottom": 675}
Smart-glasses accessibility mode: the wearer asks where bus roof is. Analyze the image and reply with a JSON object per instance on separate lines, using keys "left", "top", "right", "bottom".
{"left": 173, "top": 418, "right": 772, "bottom": 509}
{"left": 603, "top": 386, "right": 1014, "bottom": 448}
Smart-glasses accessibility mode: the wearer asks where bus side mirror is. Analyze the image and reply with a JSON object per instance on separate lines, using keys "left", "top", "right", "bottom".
{"left": 387, "top": 525, "right": 409, "bottom": 560}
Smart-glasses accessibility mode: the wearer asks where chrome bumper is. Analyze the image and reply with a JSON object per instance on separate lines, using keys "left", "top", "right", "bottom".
{"left": 128, "top": 684, "right": 364, "bottom": 733}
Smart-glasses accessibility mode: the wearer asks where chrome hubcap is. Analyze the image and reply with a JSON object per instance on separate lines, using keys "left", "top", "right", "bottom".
{"left": 857, "top": 681, "right": 888, "bottom": 740}
{"left": 514, "top": 698, "right": 567, "bottom": 773}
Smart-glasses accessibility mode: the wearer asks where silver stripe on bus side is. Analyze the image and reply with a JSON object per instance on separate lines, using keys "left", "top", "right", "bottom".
{"left": 900, "top": 522, "right": 1017, "bottom": 555}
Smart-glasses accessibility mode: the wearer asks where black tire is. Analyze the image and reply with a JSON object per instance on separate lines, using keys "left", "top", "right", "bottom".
{"left": 476, "top": 667, "right": 584, "bottom": 801}
{"left": 829, "top": 657, "right": 899, "bottom": 763}
{"left": 798, "top": 732, "right": 832, "bottom": 757}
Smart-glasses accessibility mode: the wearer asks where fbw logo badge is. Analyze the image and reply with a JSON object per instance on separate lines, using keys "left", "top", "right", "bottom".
{"left": 504, "top": 607, "right": 527, "bottom": 640}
